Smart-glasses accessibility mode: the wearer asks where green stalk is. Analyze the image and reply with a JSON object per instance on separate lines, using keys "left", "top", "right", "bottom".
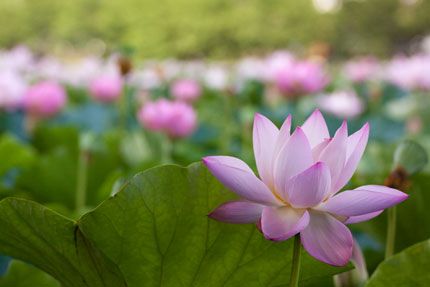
{"left": 289, "top": 234, "right": 302, "bottom": 287}
{"left": 75, "top": 149, "right": 89, "bottom": 211}
{"left": 221, "top": 93, "right": 233, "bottom": 154}
{"left": 119, "top": 85, "right": 127, "bottom": 133}
{"left": 385, "top": 206, "right": 397, "bottom": 258}
{"left": 161, "top": 135, "right": 173, "bottom": 164}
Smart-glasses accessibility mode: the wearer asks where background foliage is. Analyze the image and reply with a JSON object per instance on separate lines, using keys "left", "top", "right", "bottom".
{"left": 0, "top": 0, "right": 429, "bottom": 58}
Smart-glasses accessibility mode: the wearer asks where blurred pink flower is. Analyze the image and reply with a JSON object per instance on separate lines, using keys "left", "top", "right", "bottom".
{"left": 334, "top": 240, "right": 368, "bottom": 286}
{"left": 171, "top": 79, "right": 202, "bottom": 102}
{"left": 89, "top": 75, "right": 123, "bottom": 103}
{"left": 204, "top": 66, "right": 229, "bottom": 91}
{"left": 23, "top": 81, "right": 67, "bottom": 117}
{"left": 318, "top": 90, "right": 364, "bottom": 119}
{"left": 0, "top": 46, "right": 34, "bottom": 72}
{"left": 137, "top": 98, "right": 197, "bottom": 139}
{"left": 276, "top": 60, "right": 329, "bottom": 98}
{"left": 344, "top": 57, "right": 380, "bottom": 83}
{"left": 385, "top": 54, "right": 430, "bottom": 91}
{"left": 0, "top": 71, "right": 27, "bottom": 110}
{"left": 203, "top": 110, "right": 408, "bottom": 266}
{"left": 264, "top": 51, "right": 295, "bottom": 81}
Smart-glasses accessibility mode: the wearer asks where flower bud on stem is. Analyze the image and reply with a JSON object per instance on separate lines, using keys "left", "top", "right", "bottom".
{"left": 384, "top": 167, "right": 409, "bottom": 259}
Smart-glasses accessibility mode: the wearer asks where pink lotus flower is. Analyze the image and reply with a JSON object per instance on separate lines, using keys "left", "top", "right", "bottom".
{"left": 23, "top": 81, "right": 67, "bottom": 117}
{"left": 344, "top": 57, "right": 380, "bottom": 83}
{"left": 264, "top": 51, "right": 295, "bottom": 81}
{"left": 0, "top": 70, "right": 27, "bottom": 110}
{"left": 203, "top": 110, "right": 408, "bottom": 266}
{"left": 171, "top": 79, "right": 202, "bottom": 102}
{"left": 334, "top": 240, "right": 368, "bottom": 286}
{"left": 318, "top": 90, "right": 364, "bottom": 119}
{"left": 276, "top": 60, "right": 329, "bottom": 98}
{"left": 89, "top": 75, "right": 123, "bottom": 103}
{"left": 137, "top": 99, "right": 197, "bottom": 139}
{"left": 385, "top": 54, "right": 430, "bottom": 91}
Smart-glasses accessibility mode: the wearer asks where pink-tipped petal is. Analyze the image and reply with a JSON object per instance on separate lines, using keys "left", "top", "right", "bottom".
{"left": 334, "top": 123, "right": 369, "bottom": 192}
{"left": 274, "top": 127, "right": 313, "bottom": 195}
{"left": 318, "top": 120, "right": 348, "bottom": 194}
{"left": 202, "top": 156, "right": 254, "bottom": 173}
{"left": 273, "top": 114, "right": 292, "bottom": 157}
{"left": 344, "top": 210, "right": 383, "bottom": 224}
{"left": 311, "top": 138, "right": 331, "bottom": 162}
{"left": 301, "top": 109, "right": 330, "bottom": 148}
{"left": 284, "top": 162, "right": 331, "bottom": 208}
{"left": 301, "top": 211, "right": 353, "bottom": 266}
{"left": 253, "top": 114, "right": 279, "bottom": 188}
{"left": 261, "top": 206, "right": 309, "bottom": 241}
{"left": 208, "top": 199, "right": 265, "bottom": 224}
{"left": 316, "top": 185, "right": 408, "bottom": 216}
{"left": 203, "top": 156, "right": 281, "bottom": 205}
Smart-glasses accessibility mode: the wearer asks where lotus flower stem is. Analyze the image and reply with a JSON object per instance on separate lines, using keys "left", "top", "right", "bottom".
{"left": 75, "top": 148, "right": 89, "bottom": 211}
{"left": 385, "top": 205, "right": 397, "bottom": 258}
{"left": 220, "top": 94, "right": 233, "bottom": 154}
{"left": 119, "top": 86, "right": 127, "bottom": 132}
{"left": 161, "top": 136, "right": 173, "bottom": 164}
{"left": 289, "top": 234, "right": 302, "bottom": 287}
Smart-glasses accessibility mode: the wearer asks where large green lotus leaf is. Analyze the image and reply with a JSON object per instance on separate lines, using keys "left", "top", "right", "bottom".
{"left": 0, "top": 260, "right": 59, "bottom": 287}
{"left": 366, "top": 239, "right": 430, "bottom": 287}
{"left": 0, "top": 163, "right": 352, "bottom": 286}
{"left": 0, "top": 198, "right": 126, "bottom": 287}
{"left": 78, "top": 163, "right": 352, "bottom": 287}
{"left": 15, "top": 126, "right": 124, "bottom": 210}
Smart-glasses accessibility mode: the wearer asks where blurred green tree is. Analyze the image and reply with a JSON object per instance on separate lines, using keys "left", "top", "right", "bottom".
{"left": 0, "top": 0, "right": 428, "bottom": 58}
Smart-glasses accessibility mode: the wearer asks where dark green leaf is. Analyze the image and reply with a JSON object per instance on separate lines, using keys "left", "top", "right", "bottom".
{"left": 0, "top": 163, "right": 352, "bottom": 286}
{"left": 366, "top": 239, "right": 430, "bottom": 287}
{"left": 0, "top": 198, "right": 126, "bottom": 287}
{"left": 0, "top": 260, "right": 59, "bottom": 287}
{"left": 78, "top": 163, "right": 352, "bottom": 287}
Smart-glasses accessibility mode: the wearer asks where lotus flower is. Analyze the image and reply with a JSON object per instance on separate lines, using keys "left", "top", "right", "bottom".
{"left": 0, "top": 70, "right": 27, "bottom": 110}
{"left": 203, "top": 110, "right": 408, "bottom": 266}
{"left": 317, "top": 89, "right": 364, "bottom": 119}
{"left": 171, "top": 79, "right": 202, "bottom": 102}
{"left": 23, "top": 81, "right": 67, "bottom": 117}
{"left": 344, "top": 57, "right": 380, "bottom": 83}
{"left": 275, "top": 60, "right": 329, "bottom": 98}
{"left": 334, "top": 240, "right": 368, "bottom": 287}
{"left": 385, "top": 54, "right": 430, "bottom": 91}
{"left": 89, "top": 75, "right": 123, "bottom": 103}
{"left": 137, "top": 98, "right": 197, "bottom": 139}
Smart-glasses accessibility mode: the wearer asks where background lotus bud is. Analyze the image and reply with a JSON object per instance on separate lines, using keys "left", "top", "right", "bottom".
{"left": 89, "top": 75, "right": 123, "bottom": 103}
{"left": 334, "top": 240, "right": 368, "bottom": 287}
{"left": 117, "top": 56, "right": 133, "bottom": 76}
{"left": 384, "top": 140, "right": 428, "bottom": 191}
{"left": 23, "top": 81, "right": 67, "bottom": 117}
{"left": 171, "top": 79, "right": 202, "bottom": 102}
{"left": 0, "top": 70, "right": 27, "bottom": 110}
{"left": 393, "top": 140, "right": 428, "bottom": 176}
{"left": 318, "top": 89, "right": 364, "bottom": 119}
